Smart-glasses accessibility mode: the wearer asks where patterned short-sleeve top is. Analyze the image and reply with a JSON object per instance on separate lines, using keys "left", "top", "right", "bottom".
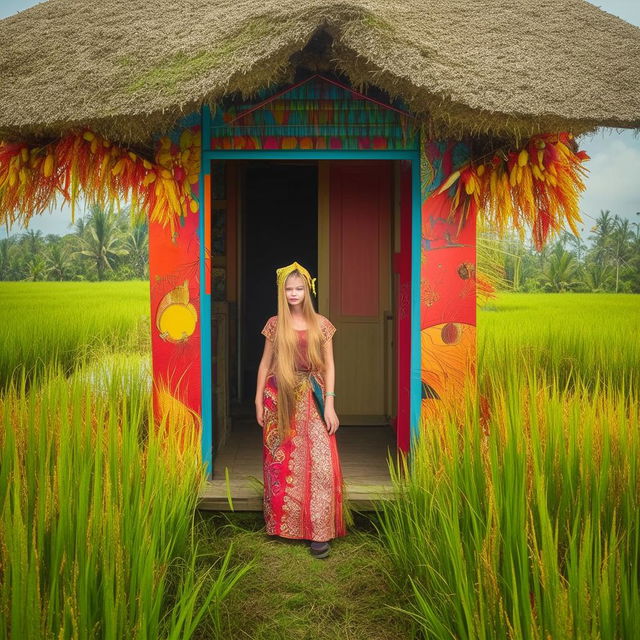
{"left": 261, "top": 315, "right": 336, "bottom": 343}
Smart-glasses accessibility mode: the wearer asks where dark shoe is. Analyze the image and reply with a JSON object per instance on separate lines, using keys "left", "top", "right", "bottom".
{"left": 309, "top": 541, "right": 330, "bottom": 559}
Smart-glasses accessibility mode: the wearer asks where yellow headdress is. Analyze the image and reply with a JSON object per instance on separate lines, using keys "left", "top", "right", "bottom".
{"left": 276, "top": 261, "right": 317, "bottom": 296}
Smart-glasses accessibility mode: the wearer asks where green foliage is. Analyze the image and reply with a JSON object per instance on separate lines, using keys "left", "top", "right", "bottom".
{"left": 0, "top": 280, "right": 251, "bottom": 638}
{"left": 481, "top": 211, "right": 640, "bottom": 293}
{"left": 75, "top": 204, "right": 130, "bottom": 281}
{"left": 1, "top": 205, "right": 148, "bottom": 282}
{"left": 0, "top": 281, "right": 150, "bottom": 390}
{"left": 0, "top": 365, "right": 250, "bottom": 640}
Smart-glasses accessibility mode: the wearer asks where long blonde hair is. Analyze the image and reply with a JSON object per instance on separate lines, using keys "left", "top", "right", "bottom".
{"left": 273, "top": 270, "right": 325, "bottom": 439}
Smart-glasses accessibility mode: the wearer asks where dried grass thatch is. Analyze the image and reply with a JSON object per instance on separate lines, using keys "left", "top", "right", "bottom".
{"left": 0, "top": 0, "right": 639, "bottom": 145}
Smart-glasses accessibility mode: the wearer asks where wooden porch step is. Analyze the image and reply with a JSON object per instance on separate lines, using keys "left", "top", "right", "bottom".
{"left": 197, "top": 481, "right": 396, "bottom": 512}
{"left": 198, "top": 423, "right": 399, "bottom": 511}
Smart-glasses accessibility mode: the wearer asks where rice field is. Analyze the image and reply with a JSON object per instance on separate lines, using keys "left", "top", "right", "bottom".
{"left": 0, "top": 282, "right": 150, "bottom": 390}
{"left": 1, "top": 283, "right": 638, "bottom": 638}
{"left": 479, "top": 293, "right": 638, "bottom": 394}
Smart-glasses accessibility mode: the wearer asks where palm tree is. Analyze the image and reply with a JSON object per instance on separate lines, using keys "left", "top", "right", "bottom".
{"left": 609, "top": 217, "right": 634, "bottom": 293}
{"left": 46, "top": 243, "right": 74, "bottom": 281}
{"left": 23, "top": 255, "right": 50, "bottom": 281}
{"left": 539, "top": 245, "right": 581, "bottom": 292}
{"left": 588, "top": 210, "right": 615, "bottom": 267}
{"left": 582, "top": 263, "right": 612, "bottom": 292}
{"left": 20, "top": 228, "right": 44, "bottom": 257}
{"left": 126, "top": 221, "right": 149, "bottom": 279}
{"left": 75, "top": 204, "right": 128, "bottom": 280}
{"left": 564, "top": 232, "right": 587, "bottom": 263}
{"left": 0, "top": 237, "right": 16, "bottom": 280}
{"left": 73, "top": 216, "right": 87, "bottom": 237}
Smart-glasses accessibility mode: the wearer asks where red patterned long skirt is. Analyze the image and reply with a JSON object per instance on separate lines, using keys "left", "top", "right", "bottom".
{"left": 262, "top": 372, "right": 346, "bottom": 542}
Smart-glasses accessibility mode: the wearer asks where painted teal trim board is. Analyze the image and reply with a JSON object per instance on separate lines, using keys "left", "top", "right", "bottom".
{"left": 199, "top": 109, "right": 213, "bottom": 478}
{"left": 203, "top": 150, "right": 417, "bottom": 161}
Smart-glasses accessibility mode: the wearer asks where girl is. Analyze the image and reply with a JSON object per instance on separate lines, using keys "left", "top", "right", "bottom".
{"left": 255, "top": 261, "right": 346, "bottom": 558}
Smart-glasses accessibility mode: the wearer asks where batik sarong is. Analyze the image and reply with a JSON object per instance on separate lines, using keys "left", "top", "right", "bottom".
{"left": 261, "top": 316, "right": 346, "bottom": 542}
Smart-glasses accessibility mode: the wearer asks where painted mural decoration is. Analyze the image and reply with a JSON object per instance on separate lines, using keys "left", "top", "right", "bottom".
{"left": 156, "top": 280, "right": 198, "bottom": 343}
{"left": 209, "top": 74, "right": 417, "bottom": 152}
{"left": 147, "top": 121, "right": 203, "bottom": 433}
{"left": 420, "top": 141, "right": 477, "bottom": 423}
{"left": 419, "top": 132, "right": 589, "bottom": 425}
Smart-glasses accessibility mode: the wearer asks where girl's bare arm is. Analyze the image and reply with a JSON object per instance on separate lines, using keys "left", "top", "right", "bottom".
{"left": 323, "top": 338, "right": 339, "bottom": 434}
{"left": 255, "top": 338, "right": 274, "bottom": 427}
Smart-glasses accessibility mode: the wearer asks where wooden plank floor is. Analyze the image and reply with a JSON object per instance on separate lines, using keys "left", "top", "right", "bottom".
{"left": 198, "top": 419, "right": 398, "bottom": 511}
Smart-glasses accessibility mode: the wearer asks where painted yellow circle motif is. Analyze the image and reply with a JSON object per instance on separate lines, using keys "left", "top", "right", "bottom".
{"left": 158, "top": 303, "right": 197, "bottom": 342}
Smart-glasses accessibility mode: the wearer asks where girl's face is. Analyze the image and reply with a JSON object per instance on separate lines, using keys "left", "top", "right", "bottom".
{"left": 284, "top": 274, "right": 305, "bottom": 308}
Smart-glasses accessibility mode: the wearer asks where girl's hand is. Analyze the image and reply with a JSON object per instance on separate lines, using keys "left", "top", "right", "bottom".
{"left": 324, "top": 406, "right": 339, "bottom": 435}
{"left": 255, "top": 401, "right": 265, "bottom": 427}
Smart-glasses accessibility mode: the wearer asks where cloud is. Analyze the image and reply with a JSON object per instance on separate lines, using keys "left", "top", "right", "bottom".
{"left": 579, "top": 131, "right": 640, "bottom": 227}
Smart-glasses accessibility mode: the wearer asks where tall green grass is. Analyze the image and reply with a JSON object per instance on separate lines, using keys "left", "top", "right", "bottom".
{"left": 379, "top": 292, "right": 640, "bottom": 638}
{"left": 0, "top": 282, "right": 149, "bottom": 389}
{"left": 0, "top": 364, "right": 251, "bottom": 639}
{"left": 479, "top": 293, "right": 638, "bottom": 394}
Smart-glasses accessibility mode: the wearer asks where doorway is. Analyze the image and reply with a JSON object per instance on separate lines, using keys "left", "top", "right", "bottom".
{"left": 207, "top": 158, "right": 407, "bottom": 489}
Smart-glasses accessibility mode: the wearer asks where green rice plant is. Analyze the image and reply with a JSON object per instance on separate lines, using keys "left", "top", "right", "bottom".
{"left": 0, "top": 365, "right": 251, "bottom": 639}
{"left": 377, "top": 367, "right": 639, "bottom": 639}
{"left": 0, "top": 282, "right": 149, "bottom": 389}
{"left": 478, "top": 293, "right": 638, "bottom": 395}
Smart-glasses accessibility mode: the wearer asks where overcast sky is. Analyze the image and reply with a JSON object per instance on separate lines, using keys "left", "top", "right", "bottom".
{"left": 1, "top": 0, "right": 639, "bottom": 239}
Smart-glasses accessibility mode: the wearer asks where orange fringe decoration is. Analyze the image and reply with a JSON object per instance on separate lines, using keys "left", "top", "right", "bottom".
{"left": 436, "top": 133, "right": 589, "bottom": 250}
{"left": 0, "top": 128, "right": 201, "bottom": 232}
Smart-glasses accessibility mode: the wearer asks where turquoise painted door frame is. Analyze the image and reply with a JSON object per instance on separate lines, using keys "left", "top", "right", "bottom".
{"left": 198, "top": 107, "right": 421, "bottom": 477}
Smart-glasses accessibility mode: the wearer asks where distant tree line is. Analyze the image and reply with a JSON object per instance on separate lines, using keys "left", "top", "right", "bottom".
{"left": 485, "top": 211, "right": 640, "bottom": 293}
{"left": 2, "top": 207, "right": 638, "bottom": 291}
{"left": 0, "top": 205, "right": 148, "bottom": 281}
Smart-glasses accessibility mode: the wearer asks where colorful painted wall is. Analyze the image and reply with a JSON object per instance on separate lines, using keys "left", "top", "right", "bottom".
{"left": 148, "top": 115, "right": 203, "bottom": 437}
{"left": 420, "top": 140, "right": 477, "bottom": 424}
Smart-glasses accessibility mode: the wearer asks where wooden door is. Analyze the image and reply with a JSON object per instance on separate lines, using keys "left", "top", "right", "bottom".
{"left": 320, "top": 161, "right": 393, "bottom": 425}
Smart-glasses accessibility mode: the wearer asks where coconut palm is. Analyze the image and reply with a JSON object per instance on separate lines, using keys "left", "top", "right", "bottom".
{"left": 582, "top": 263, "right": 612, "bottom": 292}
{"left": 588, "top": 210, "right": 615, "bottom": 266}
{"left": 0, "top": 237, "right": 16, "bottom": 280}
{"left": 539, "top": 245, "right": 581, "bottom": 292}
{"left": 609, "top": 217, "right": 635, "bottom": 293}
{"left": 75, "top": 204, "right": 128, "bottom": 280}
{"left": 564, "top": 231, "right": 587, "bottom": 263}
{"left": 20, "top": 228, "right": 44, "bottom": 257}
{"left": 126, "top": 221, "right": 149, "bottom": 279}
{"left": 46, "top": 243, "right": 74, "bottom": 281}
{"left": 23, "top": 255, "right": 50, "bottom": 281}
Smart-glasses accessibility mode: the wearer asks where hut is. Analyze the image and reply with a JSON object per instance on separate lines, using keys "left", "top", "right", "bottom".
{"left": 1, "top": 0, "right": 639, "bottom": 495}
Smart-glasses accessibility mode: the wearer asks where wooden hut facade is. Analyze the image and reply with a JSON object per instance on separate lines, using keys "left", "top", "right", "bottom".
{"left": 1, "top": 0, "right": 639, "bottom": 487}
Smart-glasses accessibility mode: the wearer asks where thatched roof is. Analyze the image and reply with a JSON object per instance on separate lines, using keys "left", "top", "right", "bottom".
{"left": 1, "top": 0, "right": 639, "bottom": 146}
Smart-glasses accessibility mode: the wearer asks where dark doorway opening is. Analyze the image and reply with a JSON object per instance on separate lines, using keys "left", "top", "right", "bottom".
{"left": 241, "top": 162, "right": 318, "bottom": 404}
